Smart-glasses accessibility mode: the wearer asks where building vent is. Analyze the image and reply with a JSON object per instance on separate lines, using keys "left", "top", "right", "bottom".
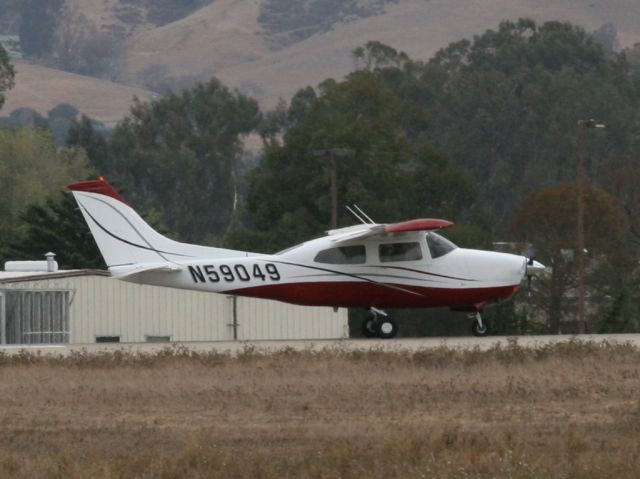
{"left": 96, "top": 336, "right": 120, "bottom": 343}
{"left": 4, "top": 252, "right": 59, "bottom": 273}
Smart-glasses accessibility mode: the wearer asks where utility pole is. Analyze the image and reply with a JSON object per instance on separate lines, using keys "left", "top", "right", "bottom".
{"left": 576, "top": 119, "right": 605, "bottom": 334}
{"left": 313, "top": 148, "right": 355, "bottom": 229}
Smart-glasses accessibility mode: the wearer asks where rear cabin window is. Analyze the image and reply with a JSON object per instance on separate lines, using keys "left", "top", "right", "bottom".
{"left": 379, "top": 242, "right": 422, "bottom": 262}
{"left": 426, "top": 232, "right": 457, "bottom": 259}
{"left": 314, "top": 245, "right": 366, "bottom": 264}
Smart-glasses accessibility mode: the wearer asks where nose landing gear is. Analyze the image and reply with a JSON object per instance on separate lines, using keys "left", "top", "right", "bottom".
{"left": 362, "top": 307, "right": 398, "bottom": 339}
{"left": 470, "top": 311, "right": 490, "bottom": 337}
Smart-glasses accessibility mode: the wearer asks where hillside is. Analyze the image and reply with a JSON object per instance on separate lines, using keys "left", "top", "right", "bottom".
{"left": 122, "top": 0, "right": 269, "bottom": 89}
{"left": 4, "top": 0, "right": 640, "bottom": 117}
{"left": 121, "top": 0, "right": 640, "bottom": 108}
{"left": 1, "top": 62, "right": 153, "bottom": 125}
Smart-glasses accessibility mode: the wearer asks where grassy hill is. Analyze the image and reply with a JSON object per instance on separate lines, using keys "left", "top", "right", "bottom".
{"left": 1, "top": 62, "right": 153, "bottom": 125}
{"left": 5, "top": 0, "right": 640, "bottom": 118}
{"left": 120, "top": 0, "right": 640, "bottom": 108}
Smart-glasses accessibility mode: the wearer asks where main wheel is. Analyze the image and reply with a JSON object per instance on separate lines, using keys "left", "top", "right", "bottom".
{"left": 362, "top": 317, "right": 378, "bottom": 338}
{"left": 471, "top": 320, "right": 490, "bottom": 337}
{"left": 377, "top": 317, "right": 398, "bottom": 339}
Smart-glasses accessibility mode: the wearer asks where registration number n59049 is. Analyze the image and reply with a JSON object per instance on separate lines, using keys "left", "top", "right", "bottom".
{"left": 188, "top": 264, "right": 281, "bottom": 284}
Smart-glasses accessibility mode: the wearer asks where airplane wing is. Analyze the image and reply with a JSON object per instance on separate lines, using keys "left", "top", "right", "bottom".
{"left": 329, "top": 224, "right": 387, "bottom": 243}
{"left": 384, "top": 218, "right": 453, "bottom": 233}
{"left": 330, "top": 218, "right": 453, "bottom": 244}
{"left": 109, "top": 263, "right": 182, "bottom": 279}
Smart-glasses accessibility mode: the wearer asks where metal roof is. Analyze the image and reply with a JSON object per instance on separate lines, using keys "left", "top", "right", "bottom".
{"left": 0, "top": 269, "right": 110, "bottom": 284}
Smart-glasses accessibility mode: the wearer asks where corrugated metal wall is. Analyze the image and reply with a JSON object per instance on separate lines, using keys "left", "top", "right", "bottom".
{"left": 67, "top": 276, "right": 234, "bottom": 342}
{"left": 237, "top": 297, "right": 346, "bottom": 340}
{"left": 2, "top": 275, "right": 347, "bottom": 343}
{"left": 2, "top": 290, "right": 70, "bottom": 344}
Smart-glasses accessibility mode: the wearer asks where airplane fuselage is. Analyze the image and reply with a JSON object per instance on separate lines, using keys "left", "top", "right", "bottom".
{"left": 119, "top": 232, "right": 526, "bottom": 309}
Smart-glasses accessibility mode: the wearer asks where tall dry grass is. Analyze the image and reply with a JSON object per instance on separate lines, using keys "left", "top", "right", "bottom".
{"left": 1, "top": 340, "right": 640, "bottom": 478}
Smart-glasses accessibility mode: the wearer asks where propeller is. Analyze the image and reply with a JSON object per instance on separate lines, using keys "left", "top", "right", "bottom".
{"left": 525, "top": 261, "right": 545, "bottom": 296}
{"left": 522, "top": 244, "right": 545, "bottom": 295}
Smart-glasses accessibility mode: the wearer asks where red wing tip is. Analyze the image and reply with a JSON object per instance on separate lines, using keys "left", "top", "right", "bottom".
{"left": 385, "top": 218, "right": 454, "bottom": 233}
{"left": 67, "top": 178, "right": 128, "bottom": 204}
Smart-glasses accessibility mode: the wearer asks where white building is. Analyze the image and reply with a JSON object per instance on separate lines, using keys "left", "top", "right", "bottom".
{"left": 0, "top": 267, "right": 348, "bottom": 344}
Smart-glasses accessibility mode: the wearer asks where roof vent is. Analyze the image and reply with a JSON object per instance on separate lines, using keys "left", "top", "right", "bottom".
{"left": 4, "top": 252, "right": 59, "bottom": 273}
{"left": 45, "top": 252, "right": 57, "bottom": 272}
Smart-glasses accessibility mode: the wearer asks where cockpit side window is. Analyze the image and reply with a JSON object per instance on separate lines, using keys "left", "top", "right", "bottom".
{"left": 426, "top": 232, "right": 457, "bottom": 259}
{"left": 314, "top": 245, "right": 366, "bottom": 264}
{"left": 379, "top": 242, "right": 422, "bottom": 262}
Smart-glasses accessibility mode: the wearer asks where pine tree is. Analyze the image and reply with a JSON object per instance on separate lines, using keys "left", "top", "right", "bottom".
{"left": 1, "top": 191, "right": 104, "bottom": 269}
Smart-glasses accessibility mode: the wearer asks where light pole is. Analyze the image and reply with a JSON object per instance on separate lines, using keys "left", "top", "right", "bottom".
{"left": 313, "top": 148, "right": 355, "bottom": 229}
{"left": 576, "top": 119, "right": 605, "bottom": 334}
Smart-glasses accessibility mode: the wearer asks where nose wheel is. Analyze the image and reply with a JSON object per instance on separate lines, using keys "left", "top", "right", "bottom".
{"left": 362, "top": 307, "right": 398, "bottom": 339}
{"left": 470, "top": 312, "right": 490, "bottom": 337}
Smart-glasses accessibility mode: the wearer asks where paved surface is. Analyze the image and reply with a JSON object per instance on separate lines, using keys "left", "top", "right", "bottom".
{"left": 1, "top": 334, "right": 639, "bottom": 356}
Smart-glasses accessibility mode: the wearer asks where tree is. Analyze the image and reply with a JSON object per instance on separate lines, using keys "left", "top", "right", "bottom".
{"left": 232, "top": 71, "right": 483, "bottom": 253}
{"left": 510, "top": 183, "right": 632, "bottom": 333}
{"left": 625, "top": 42, "right": 640, "bottom": 74}
{"left": 353, "top": 41, "right": 411, "bottom": 71}
{"left": 362, "top": 20, "right": 640, "bottom": 235}
{"left": 18, "top": 0, "right": 64, "bottom": 58}
{"left": 48, "top": 103, "right": 79, "bottom": 145}
{"left": 54, "top": 2, "right": 91, "bottom": 72}
{"left": 0, "top": 128, "right": 88, "bottom": 246}
{"left": 66, "top": 115, "right": 110, "bottom": 172}
{"left": 0, "top": 107, "right": 47, "bottom": 129}
{"left": 0, "top": 43, "right": 15, "bottom": 111}
{"left": 287, "top": 86, "right": 317, "bottom": 126}
{"left": 590, "top": 23, "right": 620, "bottom": 52}
{"left": 106, "top": 79, "right": 261, "bottom": 243}
{"left": 53, "top": 3, "right": 123, "bottom": 78}
{"left": 0, "top": 191, "right": 104, "bottom": 269}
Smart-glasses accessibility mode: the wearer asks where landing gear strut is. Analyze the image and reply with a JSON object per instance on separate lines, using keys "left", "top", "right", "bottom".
{"left": 470, "top": 311, "right": 490, "bottom": 337}
{"left": 362, "top": 307, "right": 398, "bottom": 339}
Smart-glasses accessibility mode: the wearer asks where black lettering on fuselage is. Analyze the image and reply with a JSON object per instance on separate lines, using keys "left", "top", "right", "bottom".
{"left": 188, "top": 263, "right": 281, "bottom": 284}
{"left": 204, "top": 265, "right": 220, "bottom": 282}
{"left": 188, "top": 265, "right": 205, "bottom": 283}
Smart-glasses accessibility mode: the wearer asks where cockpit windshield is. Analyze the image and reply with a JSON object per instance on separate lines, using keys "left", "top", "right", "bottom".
{"left": 426, "top": 232, "right": 457, "bottom": 259}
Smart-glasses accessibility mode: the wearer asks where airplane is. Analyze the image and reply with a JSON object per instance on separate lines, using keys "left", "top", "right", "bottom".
{"left": 68, "top": 177, "right": 545, "bottom": 339}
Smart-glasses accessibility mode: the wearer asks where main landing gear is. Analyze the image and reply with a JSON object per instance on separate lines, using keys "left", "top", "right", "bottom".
{"left": 470, "top": 311, "right": 490, "bottom": 337}
{"left": 362, "top": 307, "right": 398, "bottom": 339}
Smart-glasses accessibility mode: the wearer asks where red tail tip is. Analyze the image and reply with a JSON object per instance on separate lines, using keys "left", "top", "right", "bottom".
{"left": 67, "top": 177, "right": 128, "bottom": 204}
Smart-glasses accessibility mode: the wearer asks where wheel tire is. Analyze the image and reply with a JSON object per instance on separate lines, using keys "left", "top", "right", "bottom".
{"left": 471, "top": 320, "right": 490, "bottom": 337}
{"left": 377, "top": 317, "right": 398, "bottom": 339}
{"left": 362, "top": 317, "right": 378, "bottom": 338}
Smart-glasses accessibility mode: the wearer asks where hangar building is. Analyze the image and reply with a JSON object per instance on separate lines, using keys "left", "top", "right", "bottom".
{"left": 0, "top": 259, "right": 348, "bottom": 345}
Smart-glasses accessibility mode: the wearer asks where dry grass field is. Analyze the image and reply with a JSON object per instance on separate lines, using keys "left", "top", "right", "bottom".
{"left": 1, "top": 341, "right": 640, "bottom": 478}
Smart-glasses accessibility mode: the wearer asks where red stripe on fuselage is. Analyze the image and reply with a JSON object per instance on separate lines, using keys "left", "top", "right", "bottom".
{"left": 225, "top": 281, "right": 519, "bottom": 308}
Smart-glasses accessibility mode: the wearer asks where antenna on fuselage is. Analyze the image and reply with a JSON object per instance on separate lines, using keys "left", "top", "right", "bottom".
{"left": 353, "top": 204, "right": 375, "bottom": 224}
{"left": 346, "top": 204, "right": 376, "bottom": 224}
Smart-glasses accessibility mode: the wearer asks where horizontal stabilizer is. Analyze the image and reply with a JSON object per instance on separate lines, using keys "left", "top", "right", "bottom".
{"left": 110, "top": 263, "right": 182, "bottom": 279}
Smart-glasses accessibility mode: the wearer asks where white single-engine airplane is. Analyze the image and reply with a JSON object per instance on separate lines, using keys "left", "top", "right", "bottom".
{"left": 68, "top": 177, "right": 544, "bottom": 338}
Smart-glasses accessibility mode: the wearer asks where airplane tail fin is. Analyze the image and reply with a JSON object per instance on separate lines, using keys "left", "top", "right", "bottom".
{"left": 68, "top": 177, "right": 245, "bottom": 268}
